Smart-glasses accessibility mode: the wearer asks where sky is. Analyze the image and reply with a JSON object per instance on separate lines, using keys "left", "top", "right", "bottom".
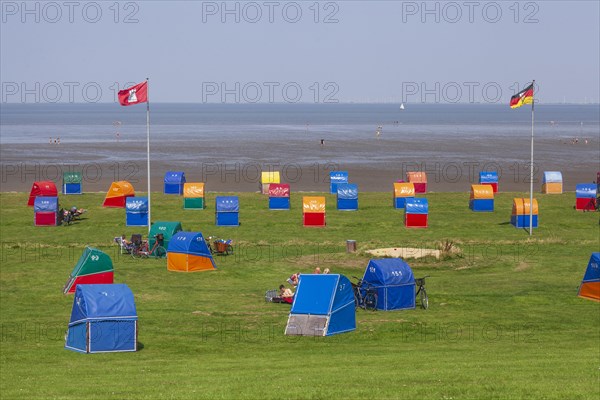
{"left": 1, "top": 0, "right": 599, "bottom": 104}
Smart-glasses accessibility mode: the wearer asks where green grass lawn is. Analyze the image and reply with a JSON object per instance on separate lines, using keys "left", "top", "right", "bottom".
{"left": 1, "top": 191, "right": 598, "bottom": 399}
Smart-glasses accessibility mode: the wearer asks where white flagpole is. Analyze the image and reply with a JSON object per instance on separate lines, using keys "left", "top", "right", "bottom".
{"left": 529, "top": 80, "right": 535, "bottom": 236}
{"left": 146, "top": 78, "right": 151, "bottom": 234}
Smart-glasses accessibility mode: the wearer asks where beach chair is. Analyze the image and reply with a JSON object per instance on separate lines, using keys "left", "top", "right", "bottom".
{"left": 265, "top": 289, "right": 278, "bottom": 302}
{"left": 113, "top": 234, "right": 142, "bottom": 255}
{"left": 265, "top": 289, "right": 293, "bottom": 304}
{"left": 114, "top": 236, "right": 130, "bottom": 254}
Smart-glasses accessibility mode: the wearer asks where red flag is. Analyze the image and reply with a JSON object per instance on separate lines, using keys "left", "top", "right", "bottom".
{"left": 118, "top": 81, "right": 148, "bottom": 106}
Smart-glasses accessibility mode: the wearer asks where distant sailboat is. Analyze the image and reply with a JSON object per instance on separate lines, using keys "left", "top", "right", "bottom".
{"left": 399, "top": 103, "right": 405, "bottom": 110}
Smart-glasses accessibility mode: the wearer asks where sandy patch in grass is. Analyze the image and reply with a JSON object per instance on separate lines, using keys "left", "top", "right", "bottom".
{"left": 366, "top": 247, "right": 440, "bottom": 260}
{"left": 514, "top": 261, "right": 532, "bottom": 272}
{"left": 192, "top": 311, "right": 212, "bottom": 316}
{"left": 137, "top": 292, "right": 170, "bottom": 302}
{"left": 363, "top": 319, "right": 409, "bottom": 323}
{"left": 284, "top": 254, "right": 366, "bottom": 269}
{"left": 192, "top": 310, "right": 282, "bottom": 317}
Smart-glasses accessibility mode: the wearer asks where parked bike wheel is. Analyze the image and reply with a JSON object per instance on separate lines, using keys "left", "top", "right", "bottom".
{"left": 153, "top": 246, "right": 167, "bottom": 259}
{"left": 353, "top": 295, "right": 360, "bottom": 309}
{"left": 131, "top": 247, "right": 148, "bottom": 259}
{"left": 62, "top": 214, "right": 72, "bottom": 226}
{"left": 419, "top": 288, "right": 429, "bottom": 310}
{"left": 206, "top": 242, "right": 214, "bottom": 254}
{"left": 364, "top": 292, "right": 378, "bottom": 311}
{"left": 351, "top": 284, "right": 361, "bottom": 309}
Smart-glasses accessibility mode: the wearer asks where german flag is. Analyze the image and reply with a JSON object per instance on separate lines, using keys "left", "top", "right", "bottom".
{"left": 510, "top": 83, "right": 534, "bottom": 109}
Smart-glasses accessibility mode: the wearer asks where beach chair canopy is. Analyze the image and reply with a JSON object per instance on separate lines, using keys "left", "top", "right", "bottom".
{"left": 405, "top": 198, "right": 429, "bottom": 214}
{"left": 303, "top": 196, "right": 326, "bottom": 213}
{"left": 268, "top": 183, "right": 290, "bottom": 198}
{"left": 103, "top": 181, "right": 135, "bottom": 207}
{"left": 106, "top": 181, "right": 134, "bottom": 197}
{"left": 125, "top": 197, "right": 148, "bottom": 213}
{"left": 512, "top": 198, "right": 539, "bottom": 215}
{"left": 34, "top": 196, "right": 58, "bottom": 212}
{"left": 361, "top": 258, "right": 416, "bottom": 311}
{"left": 543, "top": 171, "right": 563, "bottom": 183}
{"left": 330, "top": 171, "right": 349, "bottom": 184}
{"left": 149, "top": 221, "right": 183, "bottom": 250}
{"left": 167, "top": 231, "right": 216, "bottom": 272}
{"left": 28, "top": 181, "right": 58, "bottom": 206}
{"left": 65, "top": 284, "right": 138, "bottom": 353}
{"left": 394, "top": 182, "right": 415, "bottom": 197}
{"left": 63, "top": 247, "right": 114, "bottom": 294}
{"left": 63, "top": 172, "right": 82, "bottom": 184}
{"left": 578, "top": 253, "right": 600, "bottom": 301}
{"left": 479, "top": 171, "right": 498, "bottom": 183}
{"left": 69, "top": 284, "right": 137, "bottom": 325}
{"left": 168, "top": 231, "right": 212, "bottom": 257}
{"left": 362, "top": 258, "right": 415, "bottom": 286}
{"left": 164, "top": 171, "right": 186, "bottom": 184}
{"left": 286, "top": 274, "right": 356, "bottom": 336}
{"left": 337, "top": 183, "right": 358, "bottom": 200}
{"left": 216, "top": 196, "right": 239, "bottom": 212}
{"left": 261, "top": 171, "right": 280, "bottom": 184}
{"left": 576, "top": 184, "right": 597, "bottom": 198}
{"left": 183, "top": 183, "right": 204, "bottom": 198}
{"left": 407, "top": 172, "right": 427, "bottom": 183}
{"left": 470, "top": 185, "right": 494, "bottom": 199}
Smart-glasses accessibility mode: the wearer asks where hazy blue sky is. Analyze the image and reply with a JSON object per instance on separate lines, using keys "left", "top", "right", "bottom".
{"left": 1, "top": 0, "right": 599, "bottom": 103}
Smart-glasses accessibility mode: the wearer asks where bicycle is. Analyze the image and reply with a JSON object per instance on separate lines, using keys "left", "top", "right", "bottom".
{"left": 61, "top": 209, "right": 73, "bottom": 226}
{"left": 61, "top": 208, "right": 86, "bottom": 226}
{"left": 131, "top": 234, "right": 167, "bottom": 259}
{"left": 351, "top": 276, "right": 378, "bottom": 311}
{"left": 415, "top": 275, "right": 430, "bottom": 310}
{"left": 205, "top": 236, "right": 233, "bottom": 256}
